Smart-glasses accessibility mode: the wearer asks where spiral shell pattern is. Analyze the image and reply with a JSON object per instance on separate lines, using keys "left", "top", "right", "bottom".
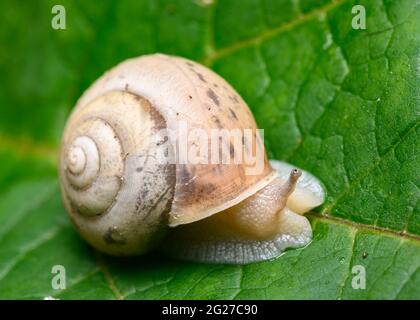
{"left": 63, "top": 117, "right": 124, "bottom": 216}
{"left": 59, "top": 90, "right": 175, "bottom": 255}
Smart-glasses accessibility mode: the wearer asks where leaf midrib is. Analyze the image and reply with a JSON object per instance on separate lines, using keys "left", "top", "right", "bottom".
{"left": 308, "top": 213, "right": 420, "bottom": 242}
{"left": 201, "top": 0, "right": 347, "bottom": 66}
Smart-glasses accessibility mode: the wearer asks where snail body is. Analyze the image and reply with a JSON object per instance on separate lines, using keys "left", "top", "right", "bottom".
{"left": 59, "top": 54, "right": 325, "bottom": 264}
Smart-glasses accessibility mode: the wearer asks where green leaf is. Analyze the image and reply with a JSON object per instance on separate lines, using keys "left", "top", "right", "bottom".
{"left": 0, "top": 0, "right": 419, "bottom": 299}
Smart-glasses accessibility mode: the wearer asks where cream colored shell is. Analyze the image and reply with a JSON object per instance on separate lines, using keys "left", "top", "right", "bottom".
{"left": 60, "top": 91, "right": 175, "bottom": 255}
{"left": 59, "top": 54, "right": 276, "bottom": 256}
{"left": 72, "top": 54, "right": 275, "bottom": 225}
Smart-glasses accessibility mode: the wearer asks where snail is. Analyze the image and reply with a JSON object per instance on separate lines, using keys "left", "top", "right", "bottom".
{"left": 59, "top": 53, "right": 325, "bottom": 264}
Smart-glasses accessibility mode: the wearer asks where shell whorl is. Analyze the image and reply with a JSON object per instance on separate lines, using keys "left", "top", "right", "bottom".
{"left": 59, "top": 90, "right": 175, "bottom": 256}
{"left": 63, "top": 118, "right": 124, "bottom": 216}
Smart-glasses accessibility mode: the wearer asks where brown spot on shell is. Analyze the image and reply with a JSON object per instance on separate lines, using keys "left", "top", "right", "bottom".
{"left": 194, "top": 182, "right": 217, "bottom": 196}
{"left": 211, "top": 115, "right": 223, "bottom": 128}
{"left": 207, "top": 88, "right": 220, "bottom": 106}
{"left": 197, "top": 73, "right": 207, "bottom": 83}
{"left": 103, "top": 227, "right": 126, "bottom": 245}
{"left": 229, "top": 108, "right": 238, "bottom": 120}
{"left": 142, "top": 97, "right": 167, "bottom": 131}
{"left": 229, "top": 142, "right": 235, "bottom": 158}
{"left": 156, "top": 136, "right": 168, "bottom": 146}
{"left": 136, "top": 187, "right": 149, "bottom": 212}
{"left": 242, "top": 135, "right": 248, "bottom": 151}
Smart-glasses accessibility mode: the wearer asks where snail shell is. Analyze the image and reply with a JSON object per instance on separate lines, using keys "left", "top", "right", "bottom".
{"left": 59, "top": 54, "right": 325, "bottom": 264}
